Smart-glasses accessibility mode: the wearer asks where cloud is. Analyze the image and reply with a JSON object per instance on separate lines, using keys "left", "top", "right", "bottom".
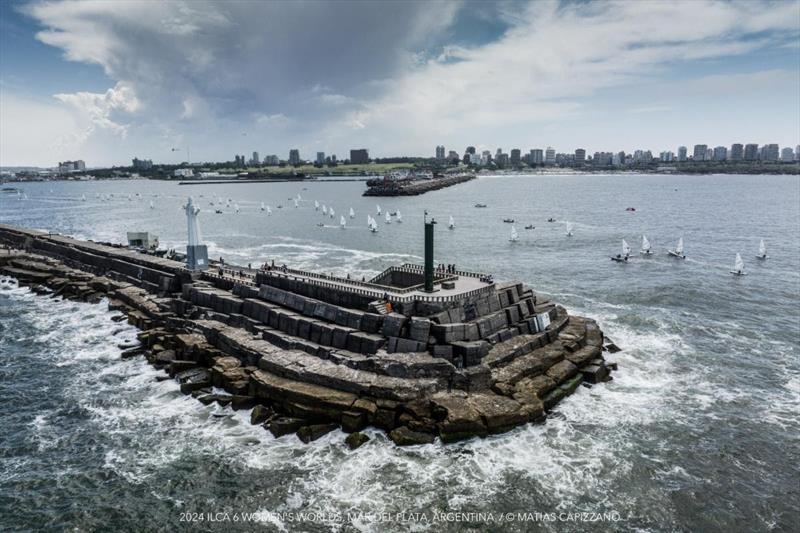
{"left": 7, "top": 0, "right": 800, "bottom": 165}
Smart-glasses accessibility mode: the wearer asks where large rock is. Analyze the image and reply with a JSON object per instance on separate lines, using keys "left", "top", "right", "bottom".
{"left": 250, "top": 404, "right": 273, "bottom": 425}
{"left": 431, "top": 393, "right": 487, "bottom": 442}
{"left": 388, "top": 426, "right": 435, "bottom": 446}
{"left": 297, "top": 423, "right": 338, "bottom": 443}
{"left": 345, "top": 432, "right": 370, "bottom": 450}
{"left": 467, "top": 393, "right": 528, "bottom": 433}
{"left": 545, "top": 360, "right": 578, "bottom": 384}
{"left": 268, "top": 416, "right": 307, "bottom": 438}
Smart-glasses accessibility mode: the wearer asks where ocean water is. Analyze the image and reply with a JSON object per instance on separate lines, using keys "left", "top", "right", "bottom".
{"left": 0, "top": 174, "right": 798, "bottom": 532}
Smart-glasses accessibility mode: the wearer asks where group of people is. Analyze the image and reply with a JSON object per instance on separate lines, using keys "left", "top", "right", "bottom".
{"left": 438, "top": 263, "right": 458, "bottom": 273}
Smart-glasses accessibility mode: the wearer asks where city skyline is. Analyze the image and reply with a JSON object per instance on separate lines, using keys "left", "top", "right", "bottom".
{"left": 1, "top": 0, "right": 799, "bottom": 167}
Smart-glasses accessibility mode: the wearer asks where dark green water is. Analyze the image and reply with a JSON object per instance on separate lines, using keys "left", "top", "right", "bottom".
{"left": 1, "top": 174, "right": 798, "bottom": 531}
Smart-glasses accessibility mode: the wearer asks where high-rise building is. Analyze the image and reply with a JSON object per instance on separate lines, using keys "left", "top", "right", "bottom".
{"left": 466, "top": 146, "right": 476, "bottom": 155}
{"left": 435, "top": 145, "right": 445, "bottom": 159}
{"left": 713, "top": 146, "right": 727, "bottom": 161}
{"left": 289, "top": 149, "right": 301, "bottom": 165}
{"left": 495, "top": 153, "right": 509, "bottom": 168}
{"left": 706, "top": 148, "right": 713, "bottom": 161}
{"left": 132, "top": 157, "right": 153, "bottom": 170}
{"left": 744, "top": 144, "right": 759, "bottom": 161}
{"left": 350, "top": 149, "right": 369, "bottom": 164}
{"left": 693, "top": 144, "right": 708, "bottom": 161}
{"left": 530, "top": 149, "right": 543, "bottom": 164}
{"left": 510, "top": 149, "right": 521, "bottom": 165}
{"left": 251, "top": 151, "right": 260, "bottom": 165}
{"left": 781, "top": 147, "right": 794, "bottom": 161}
{"left": 316, "top": 152, "right": 325, "bottom": 165}
{"left": 264, "top": 155, "right": 279, "bottom": 166}
{"left": 575, "top": 149, "right": 586, "bottom": 164}
{"left": 763, "top": 144, "right": 779, "bottom": 161}
{"left": 677, "top": 146, "right": 687, "bottom": 162}
{"left": 660, "top": 151, "right": 675, "bottom": 162}
{"left": 730, "top": 144, "right": 743, "bottom": 161}
{"left": 545, "top": 147, "right": 556, "bottom": 165}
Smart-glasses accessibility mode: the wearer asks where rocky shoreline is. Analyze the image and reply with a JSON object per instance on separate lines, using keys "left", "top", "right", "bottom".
{"left": 0, "top": 225, "right": 618, "bottom": 448}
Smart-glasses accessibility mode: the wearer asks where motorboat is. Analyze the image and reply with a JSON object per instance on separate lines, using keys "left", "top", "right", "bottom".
{"left": 524, "top": 225, "right": 535, "bottom": 230}
{"left": 503, "top": 218, "right": 515, "bottom": 223}
{"left": 474, "top": 203, "right": 487, "bottom": 208}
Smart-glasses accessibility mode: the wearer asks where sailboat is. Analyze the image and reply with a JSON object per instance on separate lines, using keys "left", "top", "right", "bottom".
{"left": 668, "top": 237, "right": 685, "bottom": 259}
{"left": 296, "top": 194, "right": 302, "bottom": 201}
{"left": 566, "top": 222, "right": 574, "bottom": 237}
{"left": 612, "top": 239, "right": 631, "bottom": 262}
{"left": 81, "top": 194, "right": 86, "bottom": 201}
{"left": 294, "top": 198, "right": 299, "bottom": 208}
{"left": 266, "top": 206, "right": 272, "bottom": 215}
{"left": 330, "top": 208, "right": 335, "bottom": 219}
{"left": 640, "top": 235, "right": 653, "bottom": 255}
{"left": 509, "top": 225, "right": 519, "bottom": 242}
{"left": 128, "top": 194, "right": 133, "bottom": 201}
{"left": 756, "top": 239, "right": 768, "bottom": 260}
{"left": 149, "top": 200, "right": 154, "bottom": 209}
{"left": 315, "top": 200, "right": 319, "bottom": 210}
{"left": 376, "top": 205, "right": 382, "bottom": 215}
{"left": 322, "top": 205, "right": 328, "bottom": 215}
{"left": 234, "top": 203, "right": 240, "bottom": 213}
{"left": 349, "top": 207, "right": 355, "bottom": 219}
{"left": 448, "top": 216, "right": 455, "bottom": 229}
{"left": 340, "top": 215, "right": 346, "bottom": 228}
{"left": 260, "top": 202, "right": 266, "bottom": 211}
{"left": 396, "top": 210, "right": 402, "bottom": 223}
{"left": 385, "top": 211, "right": 391, "bottom": 224}
{"left": 95, "top": 192, "right": 100, "bottom": 198}
{"left": 730, "top": 253, "right": 746, "bottom": 276}
{"left": 368, "top": 216, "right": 378, "bottom": 233}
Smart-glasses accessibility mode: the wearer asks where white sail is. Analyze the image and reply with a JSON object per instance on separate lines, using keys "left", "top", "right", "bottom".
{"left": 128, "top": 194, "right": 132, "bottom": 201}
{"left": 294, "top": 199, "right": 299, "bottom": 208}
{"left": 149, "top": 200, "right": 154, "bottom": 209}
{"left": 449, "top": 216, "right": 455, "bottom": 229}
{"left": 759, "top": 239, "right": 766, "bottom": 257}
{"left": 367, "top": 215, "right": 372, "bottom": 226}
{"left": 349, "top": 207, "right": 355, "bottom": 218}
{"left": 385, "top": 211, "right": 391, "bottom": 223}
{"left": 266, "top": 206, "right": 272, "bottom": 215}
{"left": 510, "top": 225, "right": 519, "bottom": 241}
{"left": 340, "top": 215, "right": 346, "bottom": 227}
{"left": 330, "top": 208, "right": 335, "bottom": 218}
{"left": 642, "top": 235, "right": 651, "bottom": 252}
{"left": 81, "top": 194, "right": 86, "bottom": 201}
{"left": 376, "top": 205, "right": 381, "bottom": 215}
{"left": 566, "top": 222, "right": 574, "bottom": 236}
{"left": 296, "top": 194, "right": 302, "bottom": 201}
{"left": 95, "top": 192, "right": 100, "bottom": 198}
{"left": 622, "top": 239, "right": 631, "bottom": 256}
{"left": 234, "top": 203, "right": 240, "bottom": 213}
{"left": 260, "top": 202, "right": 265, "bottom": 211}
{"left": 676, "top": 237, "right": 684, "bottom": 255}
{"left": 315, "top": 200, "right": 319, "bottom": 210}
{"left": 322, "top": 205, "right": 327, "bottom": 215}
{"left": 734, "top": 253, "right": 744, "bottom": 273}
{"left": 396, "top": 210, "right": 402, "bottom": 222}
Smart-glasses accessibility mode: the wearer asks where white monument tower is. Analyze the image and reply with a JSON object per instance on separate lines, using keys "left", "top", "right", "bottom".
{"left": 184, "top": 197, "right": 208, "bottom": 270}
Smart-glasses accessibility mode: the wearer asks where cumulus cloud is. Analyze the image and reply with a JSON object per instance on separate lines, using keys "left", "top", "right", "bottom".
{"left": 7, "top": 0, "right": 800, "bottom": 164}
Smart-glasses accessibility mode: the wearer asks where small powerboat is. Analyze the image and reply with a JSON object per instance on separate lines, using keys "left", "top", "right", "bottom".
{"left": 215, "top": 209, "right": 223, "bottom": 214}
{"left": 547, "top": 218, "right": 556, "bottom": 222}
{"left": 503, "top": 218, "right": 515, "bottom": 223}
{"left": 524, "top": 225, "right": 535, "bottom": 230}
{"left": 626, "top": 207, "right": 636, "bottom": 212}
{"left": 474, "top": 203, "right": 487, "bottom": 208}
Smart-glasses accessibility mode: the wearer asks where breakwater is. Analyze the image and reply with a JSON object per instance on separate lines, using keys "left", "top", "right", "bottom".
{"left": 363, "top": 174, "right": 475, "bottom": 196}
{"left": 0, "top": 223, "right": 616, "bottom": 447}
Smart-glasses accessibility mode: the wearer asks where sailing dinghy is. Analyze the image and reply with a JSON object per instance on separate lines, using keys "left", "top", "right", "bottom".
{"left": 668, "top": 237, "right": 685, "bottom": 259}
{"left": 640, "top": 235, "right": 653, "bottom": 255}
{"left": 448, "top": 216, "right": 455, "bottom": 229}
{"left": 756, "top": 239, "right": 768, "bottom": 260}
{"left": 611, "top": 239, "right": 631, "bottom": 262}
{"left": 509, "top": 225, "right": 519, "bottom": 242}
{"left": 731, "top": 253, "right": 746, "bottom": 276}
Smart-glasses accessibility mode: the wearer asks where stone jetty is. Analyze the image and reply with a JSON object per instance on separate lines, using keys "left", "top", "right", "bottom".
{"left": 0, "top": 223, "right": 617, "bottom": 447}
{"left": 363, "top": 173, "right": 475, "bottom": 196}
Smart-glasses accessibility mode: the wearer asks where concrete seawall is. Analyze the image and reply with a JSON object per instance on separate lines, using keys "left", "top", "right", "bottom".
{"left": 0, "top": 223, "right": 617, "bottom": 447}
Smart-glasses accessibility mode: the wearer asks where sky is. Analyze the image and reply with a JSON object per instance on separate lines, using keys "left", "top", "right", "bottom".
{"left": 1, "top": 0, "right": 799, "bottom": 167}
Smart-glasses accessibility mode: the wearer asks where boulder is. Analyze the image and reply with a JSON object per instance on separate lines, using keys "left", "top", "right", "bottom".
{"left": 468, "top": 393, "right": 528, "bottom": 433}
{"left": 268, "top": 416, "right": 307, "bottom": 438}
{"left": 545, "top": 360, "right": 578, "bottom": 384}
{"left": 230, "top": 395, "right": 258, "bottom": 410}
{"left": 388, "top": 426, "right": 435, "bottom": 446}
{"left": 431, "top": 393, "right": 487, "bottom": 442}
{"left": 250, "top": 404, "right": 273, "bottom": 425}
{"left": 345, "top": 432, "right": 370, "bottom": 450}
{"left": 297, "top": 423, "right": 338, "bottom": 443}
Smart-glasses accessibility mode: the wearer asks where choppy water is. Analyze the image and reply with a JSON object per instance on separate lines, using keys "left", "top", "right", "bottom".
{"left": 1, "top": 175, "right": 798, "bottom": 532}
